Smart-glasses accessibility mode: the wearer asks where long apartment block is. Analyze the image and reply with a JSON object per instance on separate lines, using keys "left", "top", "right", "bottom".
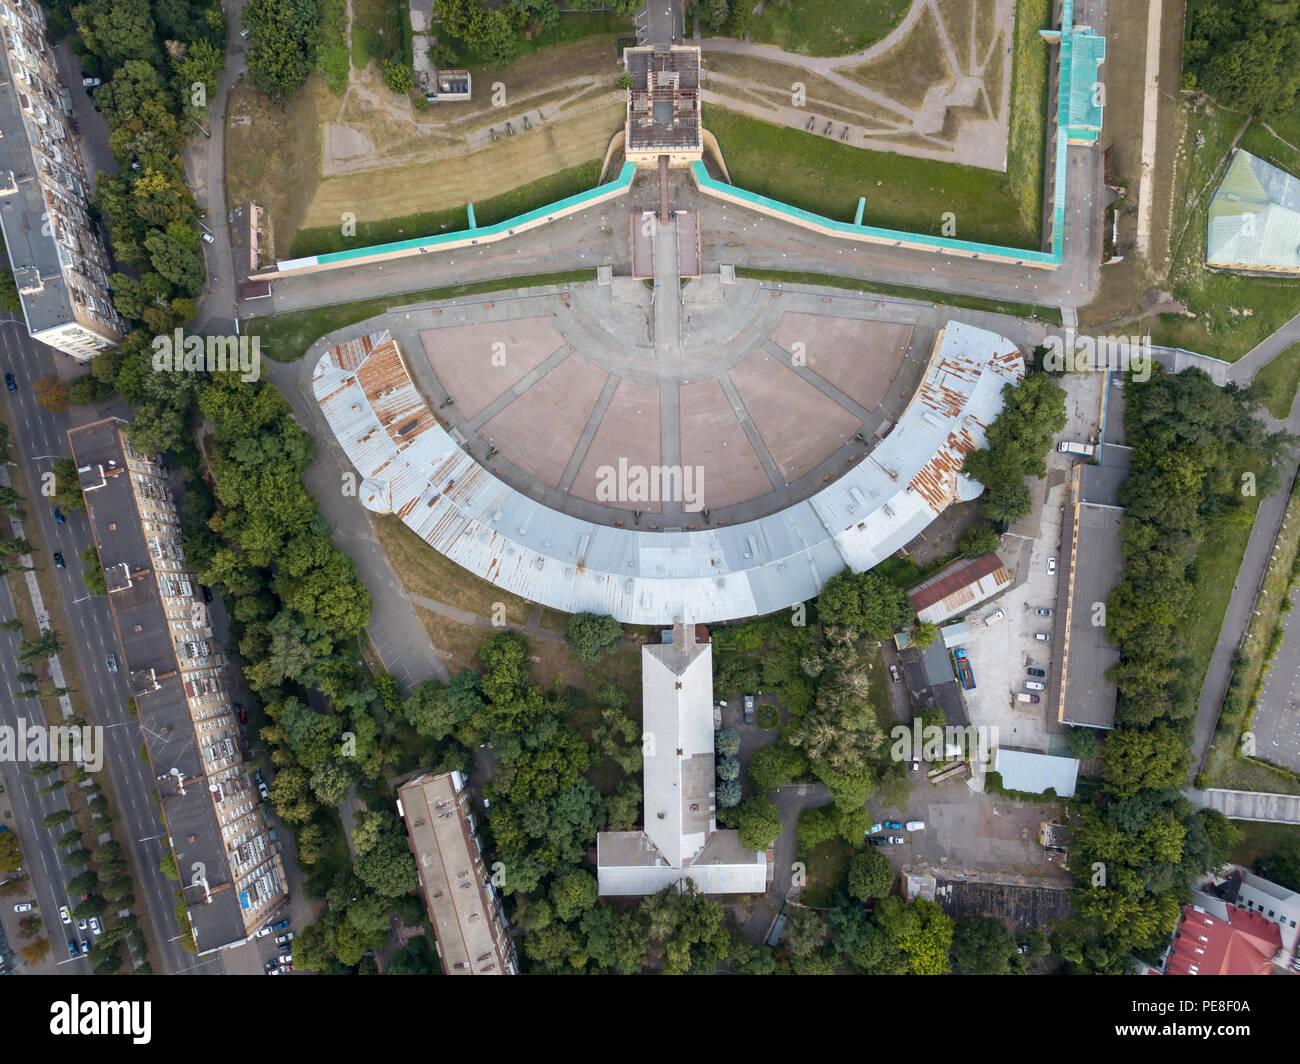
{"left": 396, "top": 771, "right": 517, "bottom": 975}
{"left": 0, "top": 0, "right": 123, "bottom": 358}
{"left": 68, "top": 418, "right": 286, "bottom": 953}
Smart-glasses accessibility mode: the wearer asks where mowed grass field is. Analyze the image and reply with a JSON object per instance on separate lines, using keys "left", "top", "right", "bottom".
{"left": 1249, "top": 342, "right": 1300, "bottom": 420}
{"left": 744, "top": 0, "right": 911, "bottom": 57}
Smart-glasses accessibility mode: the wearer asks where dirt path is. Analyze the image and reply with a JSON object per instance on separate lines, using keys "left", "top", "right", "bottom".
{"left": 1134, "top": 0, "right": 1164, "bottom": 256}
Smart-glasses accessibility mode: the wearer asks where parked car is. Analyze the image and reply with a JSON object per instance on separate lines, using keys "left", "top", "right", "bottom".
{"left": 910, "top": 756, "right": 920, "bottom": 772}
{"left": 866, "top": 837, "right": 888, "bottom": 847}
{"left": 256, "top": 925, "right": 273, "bottom": 938}
{"left": 985, "top": 608, "right": 1005, "bottom": 625}
{"left": 1027, "top": 667, "right": 1046, "bottom": 677}
{"left": 275, "top": 932, "right": 293, "bottom": 946}
{"left": 1020, "top": 693, "right": 1041, "bottom": 704}
{"left": 59, "top": 905, "right": 71, "bottom": 924}
{"left": 279, "top": 952, "right": 293, "bottom": 966}
{"left": 53, "top": 506, "right": 65, "bottom": 524}
{"left": 883, "top": 821, "right": 902, "bottom": 831}
{"left": 886, "top": 835, "right": 905, "bottom": 845}
{"left": 272, "top": 918, "right": 291, "bottom": 932}
{"left": 82, "top": 77, "right": 100, "bottom": 88}
{"left": 13, "top": 902, "right": 32, "bottom": 913}
{"left": 80, "top": 939, "right": 91, "bottom": 956}
{"left": 201, "top": 231, "right": 215, "bottom": 244}
{"left": 889, "top": 664, "right": 901, "bottom": 683}
{"left": 1034, "top": 632, "right": 1050, "bottom": 642}
{"left": 105, "top": 653, "right": 117, "bottom": 672}
{"left": 4, "top": 372, "right": 15, "bottom": 391}
{"left": 237, "top": 706, "right": 248, "bottom": 724}
{"left": 1034, "top": 607, "right": 1052, "bottom": 616}
{"left": 743, "top": 694, "right": 755, "bottom": 724}
{"left": 88, "top": 917, "right": 101, "bottom": 936}
{"left": 67, "top": 939, "right": 78, "bottom": 958}
{"left": 1047, "top": 556, "right": 1057, "bottom": 575}
{"left": 905, "top": 820, "right": 926, "bottom": 831}
{"left": 200, "top": 584, "right": 213, "bottom": 603}
{"left": 866, "top": 823, "right": 882, "bottom": 835}
{"left": 240, "top": 28, "right": 250, "bottom": 39}
{"left": 1025, "top": 680, "right": 1046, "bottom": 691}
{"left": 76, "top": 917, "right": 87, "bottom": 931}
{"left": 264, "top": 961, "right": 280, "bottom": 975}
{"left": 53, "top": 551, "right": 65, "bottom": 569}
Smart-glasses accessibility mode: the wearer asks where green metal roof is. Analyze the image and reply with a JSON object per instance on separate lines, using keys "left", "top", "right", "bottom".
{"left": 1067, "top": 31, "right": 1106, "bottom": 135}
{"left": 1207, "top": 150, "right": 1300, "bottom": 272}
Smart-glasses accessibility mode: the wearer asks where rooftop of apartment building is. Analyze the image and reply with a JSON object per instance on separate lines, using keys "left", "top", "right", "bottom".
{"left": 0, "top": 2, "right": 121, "bottom": 347}
{"left": 67, "top": 417, "right": 280, "bottom": 952}
{"left": 396, "top": 771, "right": 516, "bottom": 975}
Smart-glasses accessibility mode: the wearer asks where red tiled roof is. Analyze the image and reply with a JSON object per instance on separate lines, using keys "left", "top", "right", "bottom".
{"left": 907, "top": 553, "right": 1006, "bottom": 613}
{"left": 1166, "top": 905, "right": 1280, "bottom": 976}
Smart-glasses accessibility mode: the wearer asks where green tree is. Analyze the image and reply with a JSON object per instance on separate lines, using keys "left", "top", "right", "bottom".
{"left": 382, "top": 59, "right": 414, "bottom": 94}
{"left": 847, "top": 848, "right": 894, "bottom": 902}
{"left": 951, "top": 915, "right": 1020, "bottom": 974}
{"left": 564, "top": 612, "right": 624, "bottom": 665}
{"left": 782, "top": 905, "right": 827, "bottom": 958}
{"left": 550, "top": 869, "right": 599, "bottom": 923}
{"left": 733, "top": 796, "right": 782, "bottom": 851}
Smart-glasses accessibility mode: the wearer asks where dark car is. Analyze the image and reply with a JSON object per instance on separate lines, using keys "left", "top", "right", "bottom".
{"left": 743, "top": 694, "right": 755, "bottom": 724}
{"left": 53, "top": 551, "right": 65, "bottom": 569}
{"left": 1027, "top": 667, "right": 1046, "bottom": 677}
{"left": 200, "top": 584, "right": 213, "bottom": 603}
{"left": 237, "top": 705, "right": 247, "bottom": 725}
{"left": 105, "top": 653, "right": 117, "bottom": 673}
{"left": 866, "top": 837, "right": 889, "bottom": 847}
{"left": 53, "top": 506, "right": 65, "bottom": 524}
{"left": 5, "top": 373, "right": 15, "bottom": 391}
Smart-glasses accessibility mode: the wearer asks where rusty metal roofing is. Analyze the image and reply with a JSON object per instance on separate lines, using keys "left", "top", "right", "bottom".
{"left": 313, "top": 321, "right": 1023, "bottom": 624}
{"left": 908, "top": 552, "right": 1011, "bottom": 621}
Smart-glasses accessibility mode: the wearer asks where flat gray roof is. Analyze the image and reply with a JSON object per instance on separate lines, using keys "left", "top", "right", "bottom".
{"left": 1062, "top": 504, "right": 1122, "bottom": 728}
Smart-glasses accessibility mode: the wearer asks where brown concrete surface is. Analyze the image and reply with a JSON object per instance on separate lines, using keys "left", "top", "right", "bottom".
{"left": 421, "top": 317, "right": 565, "bottom": 418}
{"left": 571, "top": 378, "right": 662, "bottom": 512}
{"left": 770, "top": 312, "right": 912, "bottom": 410}
{"left": 679, "top": 378, "right": 771, "bottom": 509}
{"left": 729, "top": 351, "right": 864, "bottom": 483}
{"left": 481, "top": 355, "right": 606, "bottom": 487}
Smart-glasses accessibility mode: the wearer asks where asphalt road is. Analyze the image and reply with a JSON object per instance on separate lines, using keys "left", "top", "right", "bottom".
{"left": 0, "top": 321, "right": 226, "bottom": 974}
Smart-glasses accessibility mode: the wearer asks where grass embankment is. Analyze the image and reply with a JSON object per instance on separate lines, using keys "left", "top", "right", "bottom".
{"left": 290, "top": 160, "right": 603, "bottom": 257}
{"left": 1203, "top": 474, "right": 1300, "bottom": 795}
{"left": 1248, "top": 343, "right": 1300, "bottom": 420}
{"left": 255, "top": 270, "right": 595, "bottom": 362}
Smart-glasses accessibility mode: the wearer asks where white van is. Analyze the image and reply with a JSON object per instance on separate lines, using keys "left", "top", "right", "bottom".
{"left": 904, "top": 820, "right": 925, "bottom": 832}
{"left": 985, "top": 609, "right": 1005, "bottom": 625}
{"left": 1025, "top": 680, "right": 1046, "bottom": 691}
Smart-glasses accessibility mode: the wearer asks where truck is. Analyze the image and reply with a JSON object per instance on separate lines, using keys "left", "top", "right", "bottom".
{"left": 1017, "top": 692, "right": 1040, "bottom": 704}
{"left": 953, "top": 648, "right": 976, "bottom": 691}
{"left": 1057, "top": 441, "right": 1096, "bottom": 457}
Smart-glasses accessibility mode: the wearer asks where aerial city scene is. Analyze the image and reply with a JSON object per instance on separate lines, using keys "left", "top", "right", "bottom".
{"left": 0, "top": 0, "right": 1299, "bottom": 999}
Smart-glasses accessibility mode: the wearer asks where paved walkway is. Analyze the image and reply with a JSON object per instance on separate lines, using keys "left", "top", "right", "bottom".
{"left": 1186, "top": 788, "right": 1300, "bottom": 825}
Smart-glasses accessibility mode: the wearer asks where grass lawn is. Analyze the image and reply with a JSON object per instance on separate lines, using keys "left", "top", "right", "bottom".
{"left": 370, "top": 514, "right": 532, "bottom": 625}
{"left": 736, "top": 267, "right": 1064, "bottom": 322}
{"left": 1005, "top": 0, "right": 1052, "bottom": 240}
{"left": 1230, "top": 820, "right": 1300, "bottom": 869}
{"left": 291, "top": 160, "right": 603, "bottom": 257}
{"left": 254, "top": 269, "right": 594, "bottom": 361}
{"left": 1152, "top": 106, "right": 1300, "bottom": 362}
{"left": 350, "top": 0, "right": 409, "bottom": 69}
{"left": 704, "top": 106, "right": 1043, "bottom": 249}
{"left": 316, "top": 0, "right": 349, "bottom": 92}
{"left": 799, "top": 837, "right": 855, "bottom": 907}
{"left": 440, "top": 11, "right": 630, "bottom": 68}
{"left": 1183, "top": 502, "right": 1258, "bottom": 696}
{"left": 744, "top": 0, "right": 911, "bottom": 57}
{"left": 1248, "top": 343, "right": 1300, "bottom": 419}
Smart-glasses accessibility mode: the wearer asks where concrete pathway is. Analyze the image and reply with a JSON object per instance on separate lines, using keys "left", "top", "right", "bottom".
{"left": 1186, "top": 787, "right": 1300, "bottom": 825}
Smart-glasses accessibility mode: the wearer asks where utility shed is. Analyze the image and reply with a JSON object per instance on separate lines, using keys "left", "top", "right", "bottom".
{"left": 993, "top": 748, "right": 1079, "bottom": 798}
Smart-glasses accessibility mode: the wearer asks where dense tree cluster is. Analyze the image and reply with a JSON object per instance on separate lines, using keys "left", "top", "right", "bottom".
{"left": 1183, "top": 0, "right": 1300, "bottom": 116}
{"left": 962, "top": 373, "right": 1067, "bottom": 525}
{"left": 71, "top": 0, "right": 223, "bottom": 318}
{"left": 1054, "top": 368, "right": 1278, "bottom": 971}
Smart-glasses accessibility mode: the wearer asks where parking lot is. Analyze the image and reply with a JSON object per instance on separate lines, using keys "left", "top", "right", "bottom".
{"left": 943, "top": 371, "right": 1104, "bottom": 760}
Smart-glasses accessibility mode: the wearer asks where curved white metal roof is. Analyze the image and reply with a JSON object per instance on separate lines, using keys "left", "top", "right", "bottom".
{"left": 313, "top": 321, "right": 1024, "bottom": 624}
